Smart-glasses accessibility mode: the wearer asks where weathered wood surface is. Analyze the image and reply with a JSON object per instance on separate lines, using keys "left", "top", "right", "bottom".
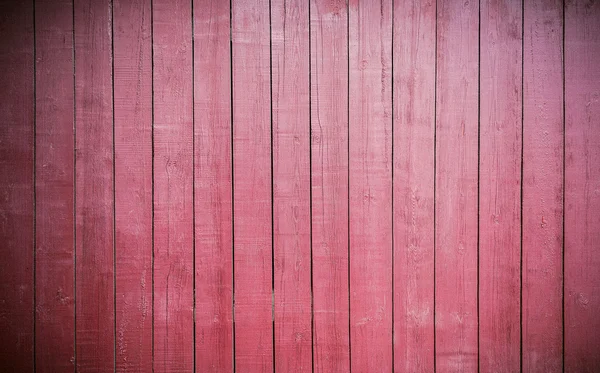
{"left": 522, "top": 0, "right": 564, "bottom": 370}
{"left": 114, "top": 0, "right": 153, "bottom": 370}
{"left": 565, "top": 0, "right": 600, "bottom": 371}
{"left": 348, "top": 0, "right": 393, "bottom": 371}
{"left": 0, "top": 1, "right": 598, "bottom": 370}
{"left": 479, "top": 0, "right": 522, "bottom": 371}
{"left": 74, "top": 0, "right": 115, "bottom": 370}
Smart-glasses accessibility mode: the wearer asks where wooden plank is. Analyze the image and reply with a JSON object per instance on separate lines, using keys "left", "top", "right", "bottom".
{"left": 478, "top": 0, "right": 522, "bottom": 371}
{"left": 435, "top": 0, "right": 479, "bottom": 370}
{"left": 565, "top": 0, "right": 600, "bottom": 371}
{"left": 309, "top": 1, "right": 350, "bottom": 371}
{"left": 74, "top": 0, "right": 115, "bottom": 370}
{"left": 193, "top": 0, "right": 233, "bottom": 371}
{"left": 34, "top": 0, "right": 75, "bottom": 370}
{"left": 152, "top": 0, "right": 194, "bottom": 370}
{"left": 392, "top": 0, "right": 435, "bottom": 371}
{"left": 522, "top": 0, "right": 563, "bottom": 370}
{"left": 348, "top": 0, "right": 393, "bottom": 371}
{"left": 0, "top": 0, "right": 34, "bottom": 370}
{"left": 271, "top": 0, "right": 312, "bottom": 371}
{"left": 113, "top": 0, "right": 153, "bottom": 370}
{"left": 231, "top": 0, "right": 273, "bottom": 370}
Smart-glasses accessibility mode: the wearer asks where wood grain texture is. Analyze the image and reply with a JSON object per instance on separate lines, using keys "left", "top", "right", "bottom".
{"left": 435, "top": 0, "right": 479, "bottom": 370}
{"left": 522, "top": 0, "right": 563, "bottom": 371}
{"left": 565, "top": 0, "right": 600, "bottom": 371}
{"left": 309, "top": 1, "right": 350, "bottom": 371}
{"left": 231, "top": 0, "right": 273, "bottom": 371}
{"left": 193, "top": 0, "right": 233, "bottom": 371}
{"left": 3, "top": 1, "right": 600, "bottom": 370}
{"left": 34, "top": 0, "right": 75, "bottom": 370}
{"left": 113, "top": 0, "right": 152, "bottom": 370}
{"left": 478, "top": 0, "right": 522, "bottom": 371}
{"left": 74, "top": 0, "right": 115, "bottom": 370}
{"left": 152, "top": 0, "right": 194, "bottom": 370}
{"left": 348, "top": 0, "right": 393, "bottom": 371}
{"left": 271, "top": 0, "right": 312, "bottom": 371}
{"left": 392, "top": 0, "right": 436, "bottom": 371}
{"left": 0, "top": 0, "right": 34, "bottom": 370}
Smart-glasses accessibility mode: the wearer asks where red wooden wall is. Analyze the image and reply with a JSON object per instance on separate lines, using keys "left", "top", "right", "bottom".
{"left": 0, "top": 0, "right": 599, "bottom": 372}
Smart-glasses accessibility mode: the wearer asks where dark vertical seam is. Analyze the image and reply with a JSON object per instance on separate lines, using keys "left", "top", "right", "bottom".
{"left": 110, "top": 0, "right": 117, "bottom": 371}
{"left": 229, "top": 0, "right": 235, "bottom": 370}
{"left": 476, "top": 0, "right": 481, "bottom": 371}
{"left": 72, "top": 0, "right": 77, "bottom": 369}
{"left": 520, "top": 0, "right": 524, "bottom": 370}
{"left": 561, "top": 0, "right": 566, "bottom": 371}
{"left": 269, "top": 0, "right": 276, "bottom": 371}
{"left": 308, "top": 1, "right": 315, "bottom": 372}
{"left": 346, "top": 0, "right": 351, "bottom": 371}
{"left": 390, "top": 0, "right": 395, "bottom": 370}
{"left": 32, "top": 0, "right": 37, "bottom": 369}
{"left": 191, "top": 0, "right": 196, "bottom": 370}
{"left": 150, "top": 0, "right": 155, "bottom": 370}
{"left": 433, "top": 0, "right": 438, "bottom": 370}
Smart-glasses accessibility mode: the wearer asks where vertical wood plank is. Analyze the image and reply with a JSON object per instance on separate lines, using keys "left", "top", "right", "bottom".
{"left": 435, "top": 0, "right": 479, "bottom": 370}
{"left": 193, "top": 0, "right": 233, "bottom": 371}
{"left": 0, "top": 0, "right": 34, "bottom": 370}
{"left": 309, "top": 0, "right": 350, "bottom": 371}
{"left": 74, "top": 0, "right": 115, "bottom": 370}
{"left": 565, "top": 0, "right": 600, "bottom": 371}
{"left": 392, "top": 0, "right": 436, "bottom": 371}
{"left": 34, "top": 0, "right": 75, "bottom": 370}
{"left": 522, "top": 0, "right": 563, "bottom": 370}
{"left": 74, "top": 0, "right": 115, "bottom": 372}
{"left": 113, "top": 0, "right": 153, "bottom": 370}
{"left": 271, "top": 0, "right": 312, "bottom": 372}
{"left": 152, "top": 0, "right": 194, "bottom": 370}
{"left": 348, "top": 0, "right": 393, "bottom": 371}
{"left": 478, "top": 0, "right": 522, "bottom": 371}
{"left": 231, "top": 0, "right": 273, "bottom": 371}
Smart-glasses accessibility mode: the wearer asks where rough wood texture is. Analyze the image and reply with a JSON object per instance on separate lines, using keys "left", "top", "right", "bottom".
{"left": 478, "top": 0, "right": 522, "bottom": 371}
{"left": 232, "top": 0, "right": 273, "bottom": 371}
{"left": 193, "top": 0, "right": 233, "bottom": 371}
{"left": 309, "top": 1, "right": 350, "bottom": 371}
{"left": 348, "top": 0, "right": 393, "bottom": 371}
{"left": 392, "top": 0, "right": 436, "bottom": 371}
{"left": 271, "top": 0, "right": 312, "bottom": 372}
{"left": 565, "top": 0, "right": 600, "bottom": 371}
{"left": 34, "top": 0, "right": 74, "bottom": 370}
{"left": 0, "top": 0, "right": 34, "bottom": 370}
{"left": 4, "top": 1, "right": 600, "bottom": 370}
{"left": 152, "top": 0, "right": 194, "bottom": 370}
{"left": 522, "top": 0, "right": 564, "bottom": 371}
{"left": 74, "top": 0, "right": 115, "bottom": 371}
{"left": 435, "top": 0, "right": 479, "bottom": 370}
{"left": 113, "top": 0, "right": 153, "bottom": 370}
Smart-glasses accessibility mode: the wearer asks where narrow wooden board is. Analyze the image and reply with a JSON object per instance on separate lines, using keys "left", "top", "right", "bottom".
{"left": 478, "top": 0, "right": 522, "bottom": 371}
{"left": 113, "top": 0, "right": 153, "bottom": 370}
{"left": 193, "top": 0, "right": 233, "bottom": 371}
{"left": 522, "top": 0, "right": 564, "bottom": 370}
{"left": 231, "top": 0, "right": 273, "bottom": 371}
{"left": 271, "top": 0, "right": 312, "bottom": 371}
{"left": 0, "top": 0, "right": 34, "bottom": 370}
{"left": 565, "top": 0, "right": 600, "bottom": 371}
{"left": 392, "top": 0, "right": 436, "bottom": 370}
{"left": 435, "top": 0, "right": 479, "bottom": 370}
{"left": 348, "top": 0, "right": 393, "bottom": 371}
{"left": 34, "top": 0, "right": 75, "bottom": 370}
{"left": 74, "top": 0, "right": 115, "bottom": 371}
{"left": 309, "top": 1, "right": 350, "bottom": 371}
{"left": 152, "top": 0, "right": 194, "bottom": 370}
